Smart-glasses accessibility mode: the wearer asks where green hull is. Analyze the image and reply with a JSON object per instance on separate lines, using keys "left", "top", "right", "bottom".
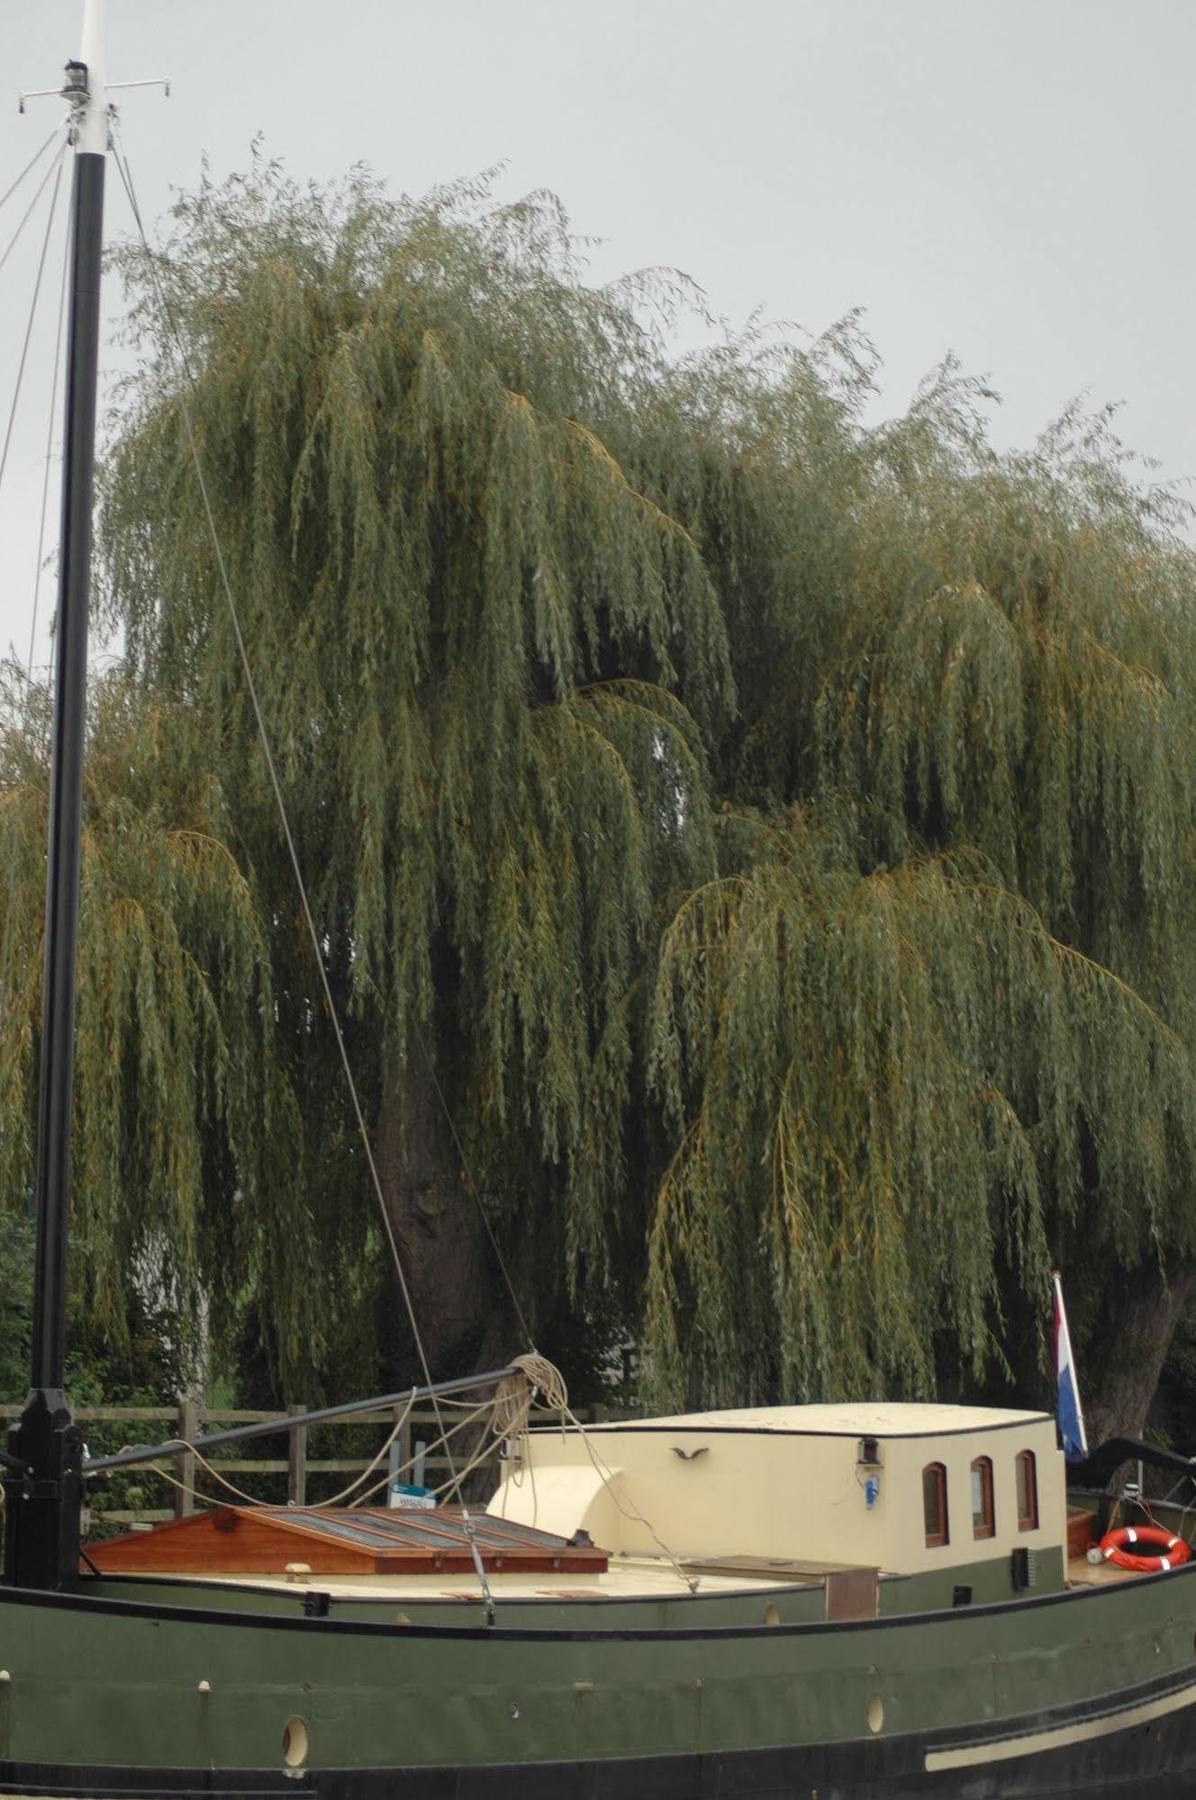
{"left": 2, "top": 1553, "right": 1195, "bottom": 1796}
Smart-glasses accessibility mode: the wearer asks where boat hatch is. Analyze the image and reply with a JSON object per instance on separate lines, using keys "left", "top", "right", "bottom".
{"left": 84, "top": 1506, "right": 610, "bottom": 1577}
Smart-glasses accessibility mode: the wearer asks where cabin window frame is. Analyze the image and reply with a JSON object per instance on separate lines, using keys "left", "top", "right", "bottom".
{"left": 922, "top": 1460, "right": 949, "bottom": 1548}
{"left": 970, "top": 1454, "right": 995, "bottom": 1539}
{"left": 1015, "top": 1449, "right": 1038, "bottom": 1532}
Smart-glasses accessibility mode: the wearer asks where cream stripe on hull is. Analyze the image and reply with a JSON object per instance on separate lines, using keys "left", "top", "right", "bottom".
{"left": 926, "top": 1675, "right": 1196, "bottom": 1772}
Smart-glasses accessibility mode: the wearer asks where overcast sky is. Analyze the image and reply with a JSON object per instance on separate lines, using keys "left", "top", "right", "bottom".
{"left": 0, "top": 0, "right": 1193, "bottom": 672}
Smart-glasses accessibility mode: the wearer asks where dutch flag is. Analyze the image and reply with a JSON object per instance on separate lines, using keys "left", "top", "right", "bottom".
{"left": 1053, "top": 1269, "right": 1088, "bottom": 1462}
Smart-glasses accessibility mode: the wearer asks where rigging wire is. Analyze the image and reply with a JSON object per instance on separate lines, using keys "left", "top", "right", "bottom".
{"left": 108, "top": 125, "right": 498, "bottom": 1621}
{"left": 0, "top": 138, "right": 65, "bottom": 287}
{"left": 0, "top": 128, "right": 59, "bottom": 220}
{"left": 414, "top": 1020, "right": 535, "bottom": 1352}
{"left": 0, "top": 144, "right": 66, "bottom": 510}
{"left": 0, "top": 139, "right": 68, "bottom": 1024}
{"left": 27, "top": 149, "right": 74, "bottom": 677}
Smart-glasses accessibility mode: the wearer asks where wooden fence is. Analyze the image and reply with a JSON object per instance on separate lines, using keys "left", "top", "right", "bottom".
{"left": 0, "top": 1397, "right": 557, "bottom": 1529}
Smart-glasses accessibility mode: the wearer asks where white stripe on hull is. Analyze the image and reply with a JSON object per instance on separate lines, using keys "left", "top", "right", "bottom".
{"left": 925, "top": 1678, "right": 1196, "bottom": 1772}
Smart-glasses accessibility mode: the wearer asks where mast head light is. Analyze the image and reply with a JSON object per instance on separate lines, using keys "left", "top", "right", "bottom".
{"left": 62, "top": 60, "right": 90, "bottom": 142}
{"left": 62, "top": 60, "right": 89, "bottom": 102}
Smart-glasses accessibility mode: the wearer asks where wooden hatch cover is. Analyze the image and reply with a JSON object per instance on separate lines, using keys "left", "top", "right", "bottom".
{"left": 85, "top": 1506, "right": 609, "bottom": 1576}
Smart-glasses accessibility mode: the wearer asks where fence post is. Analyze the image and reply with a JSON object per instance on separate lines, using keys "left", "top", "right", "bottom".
{"left": 287, "top": 1403, "right": 308, "bottom": 1507}
{"left": 175, "top": 1396, "right": 199, "bottom": 1519}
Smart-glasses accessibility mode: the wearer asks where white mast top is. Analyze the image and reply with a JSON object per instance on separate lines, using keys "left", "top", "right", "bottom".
{"left": 74, "top": 0, "right": 107, "bottom": 157}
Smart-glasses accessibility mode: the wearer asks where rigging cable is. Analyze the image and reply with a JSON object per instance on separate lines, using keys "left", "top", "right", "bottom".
{"left": 0, "top": 138, "right": 65, "bottom": 286}
{"left": 0, "top": 144, "right": 66, "bottom": 511}
{"left": 27, "top": 143, "right": 74, "bottom": 677}
{"left": 0, "top": 128, "right": 59, "bottom": 220}
{"left": 109, "top": 125, "right": 497, "bottom": 1621}
{"left": 414, "top": 1020, "right": 535, "bottom": 1350}
{"left": 0, "top": 136, "right": 68, "bottom": 1025}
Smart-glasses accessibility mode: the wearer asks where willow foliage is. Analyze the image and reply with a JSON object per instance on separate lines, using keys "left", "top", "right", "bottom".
{"left": 648, "top": 818, "right": 1196, "bottom": 1405}
{"left": 0, "top": 668, "right": 315, "bottom": 1376}
{"left": 100, "top": 165, "right": 727, "bottom": 1367}
{"left": 637, "top": 355, "right": 1196, "bottom": 1406}
{"left": 81, "top": 163, "right": 1196, "bottom": 1414}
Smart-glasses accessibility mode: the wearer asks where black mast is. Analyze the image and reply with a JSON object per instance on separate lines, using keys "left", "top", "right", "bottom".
{"left": 4, "top": 41, "right": 106, "bottom": 1592}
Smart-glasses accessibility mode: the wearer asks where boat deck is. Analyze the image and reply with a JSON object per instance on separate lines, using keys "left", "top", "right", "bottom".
{"left": 1067, "top": 1553, "right": 1152, "bottom": 1588}
{"left": 140, "top": 1552, "right": 833, "bottom": 1601}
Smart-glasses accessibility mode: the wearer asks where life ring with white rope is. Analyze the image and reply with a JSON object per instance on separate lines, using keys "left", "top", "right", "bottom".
{"left": 1099, "top": 1523, "right": 1191, "bottom": 1574}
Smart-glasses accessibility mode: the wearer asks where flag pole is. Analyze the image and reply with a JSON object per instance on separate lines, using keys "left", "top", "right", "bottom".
{"left": 1052, "top": 1268, "right": 1089, "bottom": 1462}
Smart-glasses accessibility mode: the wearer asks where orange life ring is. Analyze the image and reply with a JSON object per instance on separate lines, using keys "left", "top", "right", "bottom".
{"left": 1099, "top": 1524, "right": 1192, "bottom": 1573}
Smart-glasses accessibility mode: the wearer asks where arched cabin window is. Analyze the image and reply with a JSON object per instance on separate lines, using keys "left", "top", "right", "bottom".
{"left": 923, "top": 1461, "right": 949, "bottom": 1547}
{"left": 1015, "top": 1450, "right": 1038, "bottom": 1531}
{"left": 970, "top": 1455, "right": 994, "bottom": 1539}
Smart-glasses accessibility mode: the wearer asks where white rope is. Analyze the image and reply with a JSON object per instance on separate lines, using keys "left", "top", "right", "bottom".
{"left": 317, "top": 1388, "right": 416, "bottom": 1507}
{"left": 496, "top": 1354, "right": 697, "bottom": 1592}
{"left": 349, "top": 1399, "right": 493, "bottom": 1507}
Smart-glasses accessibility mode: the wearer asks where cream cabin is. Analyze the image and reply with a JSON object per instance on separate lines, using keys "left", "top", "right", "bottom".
{"left": 489, "top": 1402, "right": 1067, "bottom": 1591}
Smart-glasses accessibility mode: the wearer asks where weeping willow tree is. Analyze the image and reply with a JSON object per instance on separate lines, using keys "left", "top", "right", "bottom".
{"left": 634, "top": 340, "right": 1196, "bottom": 1428}
{"left": 0, "top": 665, "right": 320, "bottom": 1385}
{"left": 99, "top": 163, "right": 729, "bottom": 1380}
{"left": 3, "top": 157, "right": 1187, "bottom": 1429}
{"left": 648, "top": 819, "right": 1196, "bottom": 1416}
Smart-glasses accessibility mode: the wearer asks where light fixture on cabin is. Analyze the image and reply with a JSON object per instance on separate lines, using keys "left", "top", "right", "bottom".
{"left": 857, "top": 1436, "right": 882, "bottom": 1509}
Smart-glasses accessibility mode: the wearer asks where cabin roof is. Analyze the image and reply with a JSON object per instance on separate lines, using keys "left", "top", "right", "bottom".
{"left": 566, "top": 1402, "right": 1053, "bottom": 1439}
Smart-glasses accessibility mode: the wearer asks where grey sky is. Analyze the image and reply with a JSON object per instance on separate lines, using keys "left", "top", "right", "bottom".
{"left": 1, "top": 0, "right": 1193, "bottom": 671}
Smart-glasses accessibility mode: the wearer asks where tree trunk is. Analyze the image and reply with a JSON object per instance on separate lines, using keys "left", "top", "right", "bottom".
{"left": 1082, "top": 1255, "right": 1196, "bottom": 1445}
{"left": 374, "top": 1039, "right": 514, "bottom": 1384}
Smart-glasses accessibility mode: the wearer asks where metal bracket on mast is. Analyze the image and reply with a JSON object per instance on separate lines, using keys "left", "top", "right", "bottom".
{"left": 19, "top": 75, "right": 169, "bottom": 118}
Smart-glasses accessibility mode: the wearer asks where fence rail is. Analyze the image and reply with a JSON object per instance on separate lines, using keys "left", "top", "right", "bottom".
{"left": 0, "top": 1396, "right": 612, "bottom": 1530}
{"left": 0, "top": 1399, "right": 488, "bottom": 1527}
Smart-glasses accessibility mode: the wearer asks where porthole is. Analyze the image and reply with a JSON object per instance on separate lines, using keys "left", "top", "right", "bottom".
{"left": 867, "top": 1693, "right": 884, "bottom": 1734}
{"left": 282, "top": 1716, "right": 309, "bottom": 1769}
{"left": 763, "top": 1603, "right": 781, "bottom": 1626}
